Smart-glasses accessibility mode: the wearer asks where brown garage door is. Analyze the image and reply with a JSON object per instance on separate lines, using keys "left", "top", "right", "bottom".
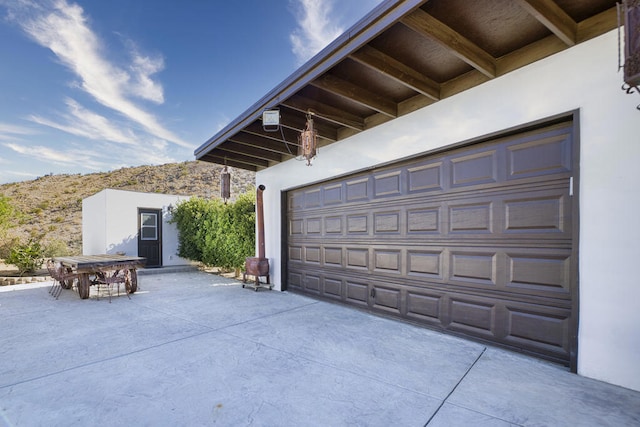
{"left": 285, "top": 120, "right": 577, "bottom": 366}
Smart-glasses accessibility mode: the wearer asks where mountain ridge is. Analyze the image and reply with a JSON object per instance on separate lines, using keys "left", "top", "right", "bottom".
{"left": 0, "top": 161, "right": 255, "bottom": 256}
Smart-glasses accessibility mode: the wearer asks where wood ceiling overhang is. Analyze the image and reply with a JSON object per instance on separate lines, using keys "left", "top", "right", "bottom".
{"left": 194, "top": 0, "right": 618, "bottom": 171}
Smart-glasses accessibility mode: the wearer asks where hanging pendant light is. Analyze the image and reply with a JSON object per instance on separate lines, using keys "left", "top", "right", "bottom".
{"left": 298, "top": 111, "right": 317, "bottom": 166}
{"left": 220, "top": 164, "right": 231, "bottom": 204}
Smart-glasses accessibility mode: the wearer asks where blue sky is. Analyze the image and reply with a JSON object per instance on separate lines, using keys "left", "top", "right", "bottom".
{"left": 0, "top": 0, "right": 382, "bottom": 184}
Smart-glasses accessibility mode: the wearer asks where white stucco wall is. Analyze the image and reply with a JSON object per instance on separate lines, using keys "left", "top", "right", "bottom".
{"left": 256, "top": 30, "right": 640, "bottom": 391}
{"left": 82, "top": 189, "right": 193, "bottom": 267}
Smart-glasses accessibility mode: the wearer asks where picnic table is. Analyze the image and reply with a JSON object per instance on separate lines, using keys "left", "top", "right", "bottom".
{"left": 48, "top": 254, "right": 146, "bottom": 299}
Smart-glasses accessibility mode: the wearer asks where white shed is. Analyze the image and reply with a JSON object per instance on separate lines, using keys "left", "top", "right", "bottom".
{"left": 82, "top": 189, "right": 192, "bottom": 268}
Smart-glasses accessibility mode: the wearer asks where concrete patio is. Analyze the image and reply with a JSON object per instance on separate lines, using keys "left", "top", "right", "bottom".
{"left": 1, "top": 270, "right": 639, "bottom": 426}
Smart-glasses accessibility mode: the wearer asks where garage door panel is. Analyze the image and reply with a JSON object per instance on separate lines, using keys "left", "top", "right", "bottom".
{"left": 324, "top": 247, "right": 343, "bottom": 266}
{"left": 450, "top": 149, "right": 499, "bottom": 187}
{"left": 506, "top": 131, "right": 572, "bottom": 180}
{"left": 374, "top": 170, "right": 403, "bottom": 198}
{"left": 304, "top": 188, "right": 322, "bottom": 208}
{"left": 346, "top": 177, "right": 370, "bottom": 201}
{"left": 325, "top": 216, "right": 343, "bottom": 234}
{"left": 407, "top": 206, "right": 441, "bottom": 233}
{"left": 286, "top": 121, "right": 576, "bottom": 365}
{"left": 408, "top": 161, "right": 444, "bottom": 193}
{"left": 346, "top": 248, "right": 369, "bottom": 270}
{"left": 347, "top": 214, "right": 369, "bottom": 234}
{"left": 449, "top": 251, "right": 497, "bottom": 287}
{"left": 346, "top": 281, "right": 369, "bottom": 305}
{"left": 324, "top": 278, "right": 343, "bottom": 299}
{"left": 504, "top": 193, "right": 568, "bottom": 234}
{"left": 289, "top": 246, "right": 302, "bottom": 261}
{"left": 306, "top": 217, "right": 322, "bottom": 234}
{"left": 374, "top": 211, "right": 401, "bottom": 233}
{"left": 324, "top": 183, "right": 343, "bottom": 205}
{"left": 449, "top": 202, "right": 493, "bottom": 233}
{"left": 506, "top": 252, "right": 571, "bottom": 296}
{"left": 374, "top": 249, "right": 402, "bottom": 273}
{"left": 305, "top": 274, "right": 321, "bottom": 292}
{"left": 406, "top": 290, "right": 444, "bottom": 323}
{"left": 372, "top": 285, "right": 402, "bottom": 314}
{"left": 288, "top": 271, "right": 302, "bottom": 288}
{"left": 305, "top": 246, "right": 321, "bottom": 264}
{"left": 407, "top": 250, "right": 443, "bottom": 278}
{"left": 448, "top": 297, "right": 498, "bottom": 336}
{"left": 504, "top": 303, "right": 571, "bottom": 357}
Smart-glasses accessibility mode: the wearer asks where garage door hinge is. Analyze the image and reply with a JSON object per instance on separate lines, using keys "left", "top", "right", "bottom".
{"left": 569, "top": 176, "right": 573, "bottom": 196}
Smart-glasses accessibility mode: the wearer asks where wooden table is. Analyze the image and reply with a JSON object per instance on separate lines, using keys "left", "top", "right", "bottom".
{"left": 49, "top": 255, "right": 146, "bottom": 299}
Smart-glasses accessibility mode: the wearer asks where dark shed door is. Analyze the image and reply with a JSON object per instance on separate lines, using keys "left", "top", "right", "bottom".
{"left": 286, "top": 121, "right": 576, "bottom": 366}
{"left": 138, "top": 208, "right": 162, "bottom": 267}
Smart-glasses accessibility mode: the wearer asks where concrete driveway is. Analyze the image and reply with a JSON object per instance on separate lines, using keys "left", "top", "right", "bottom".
{"left": 1, "top": 270, "right": 639, "bottom": 426}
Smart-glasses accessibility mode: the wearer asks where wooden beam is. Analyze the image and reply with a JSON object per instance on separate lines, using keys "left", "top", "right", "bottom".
{"left": 206, "top": 150, "right": 270, "bottom": 169}
{"left": 230, "top": 132, "right": 297, "bottom": 155}
{"left": 497, "top": 34, "right": 568, "bottom": 76}
{"left": 214, "top": 141, "right": 283, "bottom": 162}
{"left": 200, "top": 154, "right": 258, "bottom": 171}
{"left": 576, "top": 7, "right": 617, "bottom": 43}
{"left": 282, "top": 94, "right": 365, "bottom": 131}
{"left": 440, "top": 70, "right": 490, "bottom": 99}
{"left": 243, "top": 122, "right": 301, "bottom": 143}
{"left": 309, "top": 74, "right": 398, "bottom": 118}
{"left": 517, "top": 0, "right": 577, "bottom": 46}
{"left": 350, "top": 45, "right": 441, "bottom": 100}
{"left": 401, "top": 8, "right": 496, "bottom": 78}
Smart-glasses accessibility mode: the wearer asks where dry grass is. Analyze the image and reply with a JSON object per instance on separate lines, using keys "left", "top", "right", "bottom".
{"left": 0, "top": 161, "right": 255, "bottom": 256}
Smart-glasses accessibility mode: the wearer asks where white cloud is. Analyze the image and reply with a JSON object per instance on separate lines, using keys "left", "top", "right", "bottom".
{"left": 0, "top": 123, "right": 36, "bottom": 136}
{"left": 29, "top": 98, "right": 139, "bottom": 145}
{"left": 5, "top": 0, "right": 193, "bottom": 149}
{"left": 288, "top": 0, "right": 383, "bottom": 66}
{"left": 289, "top": 0, "right": 344, "bottom": 66}
{"left": 126, "top": 41, "right": 165, "bottom": 104}
{"left": 4, "top": 141, "right": 107, "bottom": 171}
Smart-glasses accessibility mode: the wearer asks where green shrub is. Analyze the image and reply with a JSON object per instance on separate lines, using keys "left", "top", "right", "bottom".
{"left": 0, "top": 195, "right": 16, "bottom": 235}
{"left": 0, "top": 235, "right": 20, "bottom": 260}
{"left": 43, "top": 239, "right": 70, "bottom": 257}
{"left": 170, "top": 190, "right": 256, "bottom": 271}
{"left": 6, "top": 239, "right": 45, "bottom": 276}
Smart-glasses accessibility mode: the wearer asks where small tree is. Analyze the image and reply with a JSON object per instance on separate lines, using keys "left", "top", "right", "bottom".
{"left": 6, "top": 239, "right": 45, "bottom": 276}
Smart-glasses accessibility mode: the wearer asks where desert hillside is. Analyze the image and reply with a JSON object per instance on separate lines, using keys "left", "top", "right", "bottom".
{"left": 0, "top": 161, "right": 255, "bottom": 256}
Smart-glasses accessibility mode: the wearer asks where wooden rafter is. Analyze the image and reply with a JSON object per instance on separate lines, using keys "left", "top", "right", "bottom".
{"left": 230, "top": 132, "right": 296, "bottom": 155}
{"left": 309, "top": 74, "right": 398, "bottom": 118}
{"left": 518, "top": 0, "right": 577, "bottom": 46}
{"left": 215, "top": 141, "right": 283, "bottom": 162}
{"left": 201, "top": 153, "right": 259, "bottom": 171}
{"left": 401, "top": 8, "right": 496, "bottom": 78}
{"left": 282, "top": 94, "right": 365, "bottom": 131}
{"left": 350, "top": 45, "right": 440, "bottom": 100}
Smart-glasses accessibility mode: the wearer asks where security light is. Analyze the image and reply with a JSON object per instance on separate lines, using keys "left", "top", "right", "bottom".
{"left": 262, "top": 109, "right": 280, "bottom": 131}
